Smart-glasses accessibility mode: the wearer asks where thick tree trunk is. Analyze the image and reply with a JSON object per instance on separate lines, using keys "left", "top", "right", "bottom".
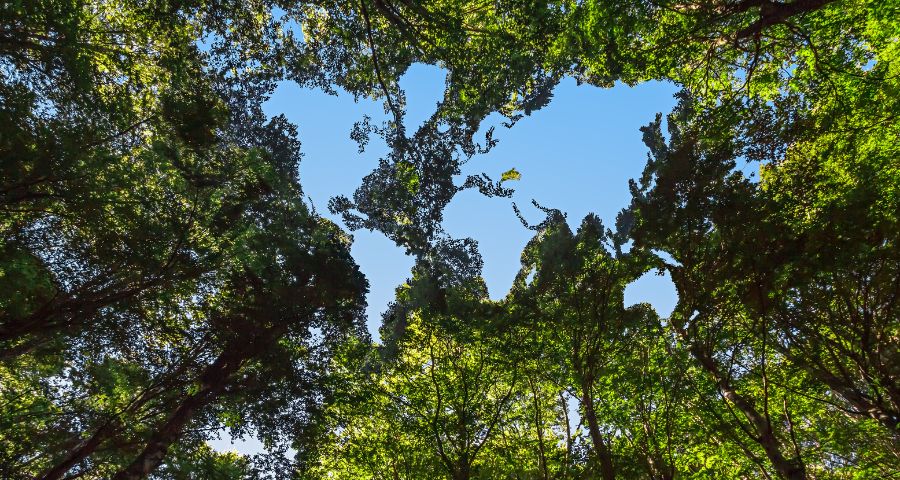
{"left": 734, "top": 0, "right": 836, "bottom": 38}
{"left": 110, "top": 348, "right": 245, "bottom": 480}
{"left": 38, "top": 419, "right": 119, "bottom": 480}
{"left": 580, "top": 376, "right": 616, "bottom": 480}
{"left": 38, "top": 367, "right": 187, "bottom": 480}
{"left": 453, "top": 461, "right": 471, "bottom": 480}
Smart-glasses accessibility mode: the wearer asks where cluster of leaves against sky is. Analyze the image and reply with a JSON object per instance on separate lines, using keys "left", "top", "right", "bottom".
{"left": 0, "top": 0, "right": 898, "bottom": 478}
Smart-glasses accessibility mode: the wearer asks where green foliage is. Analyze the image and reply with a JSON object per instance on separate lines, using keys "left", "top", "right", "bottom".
{"left": 307, "top": 278, "right": 574, "bottom": 480}
{"left": 2, "top": 0, "right": 898, "bottom": 478}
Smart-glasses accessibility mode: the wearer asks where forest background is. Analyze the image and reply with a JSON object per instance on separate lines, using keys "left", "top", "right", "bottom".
{"left": 1, "top": 0, "right": 898, "bottom": 479}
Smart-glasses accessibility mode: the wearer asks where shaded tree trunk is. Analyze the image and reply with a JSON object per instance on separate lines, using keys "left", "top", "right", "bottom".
{"left": 38, "top": 419, "right": 120, "bottom": 480}
{"left": 38, "top": 360, "right": 193, "bottom": 480}
{"left": 110, "top": 346, "right": 246, "bottom": 480}
{"left": 580, "top": 375, "right": 616, "bottom": 480}
{"left": 452, "top": 457, "right": 471, "bottom": 480}
{"left": 528, "top": 377, "right": 550, "bottom": 480}
{"left": 734, "top": 0, "right": 837, "bottom": 39}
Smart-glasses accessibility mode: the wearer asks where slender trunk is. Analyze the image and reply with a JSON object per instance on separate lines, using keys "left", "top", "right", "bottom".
{"left": 528, "top": 378, "right": 549, "bottom": 480}
{"left": 391, "top": 462, "right": 401, "bottom": 480}
{"left": 580, "top": 376, "right": 616, "bottom": 480}
{"left": 560, "top": 392, "right": 572, "bottom": 473}
{"left": 643, "top": 441, "right": 673, "bottom": 480}
{"left": 111, "top": 347, "right": 245, "bottom": 480}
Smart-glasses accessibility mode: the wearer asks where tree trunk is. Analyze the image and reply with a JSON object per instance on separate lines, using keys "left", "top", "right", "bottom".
{"left": 734, "top": 0, "right": 836, "bottom": 39}
{"left": 453, "top": 461, "right": 471, "bottom": 480}
{"left": 38, "top": 419, "right": 120, "bottom": 480}
{"left": 529, "top": 378, "right": 550, "bottom": 480}
{"left": 789, "top": 353, "right": 900, "bottom": 437}
{"left": 38, "top": 367, "right": 187, "bottom": 480}
{"left": 580, "top": 376, "right": 616, "bottom": 480}
{"left": 110, "top": 347, "right": 245, "bottom": 480}
{"left": 687, "top": 343, "right": 806, "bottom": 480}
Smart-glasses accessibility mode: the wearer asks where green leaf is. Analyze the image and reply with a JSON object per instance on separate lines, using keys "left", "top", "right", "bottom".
{"left": 500, "top": 168, "right": 522, "bottom": 182}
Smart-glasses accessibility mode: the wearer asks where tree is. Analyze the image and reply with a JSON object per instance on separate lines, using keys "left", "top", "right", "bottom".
{"left": 627, "top": 95, "right": 899, "bottom": 478}
{"left": 508, "top": 213, "right": 646, "bottom": 480}
{"left": 307, "top": 275, "right": 574, "bottom": 479}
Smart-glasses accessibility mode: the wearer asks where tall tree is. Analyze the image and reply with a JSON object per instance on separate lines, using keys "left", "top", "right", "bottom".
{"left": 509, "top": 213, "right": 648, "bottom": 480}
{"left": 628, "top": 95, "right": 899, "bottom": 478}
{"left": 306, "top": 275, "right": 573, "bottom": 479}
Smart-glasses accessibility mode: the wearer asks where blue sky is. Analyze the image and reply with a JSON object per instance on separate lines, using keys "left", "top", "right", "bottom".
{"left": 263, "top": 64, "right": 679, "bottom": 333}
{"left": 210, "top": 65, "right": 680, "bottom": 453}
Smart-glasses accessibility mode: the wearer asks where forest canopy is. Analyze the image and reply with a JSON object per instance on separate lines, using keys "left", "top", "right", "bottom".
{"left": 1, "top": 0, "right": 898, "bottom": 478}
